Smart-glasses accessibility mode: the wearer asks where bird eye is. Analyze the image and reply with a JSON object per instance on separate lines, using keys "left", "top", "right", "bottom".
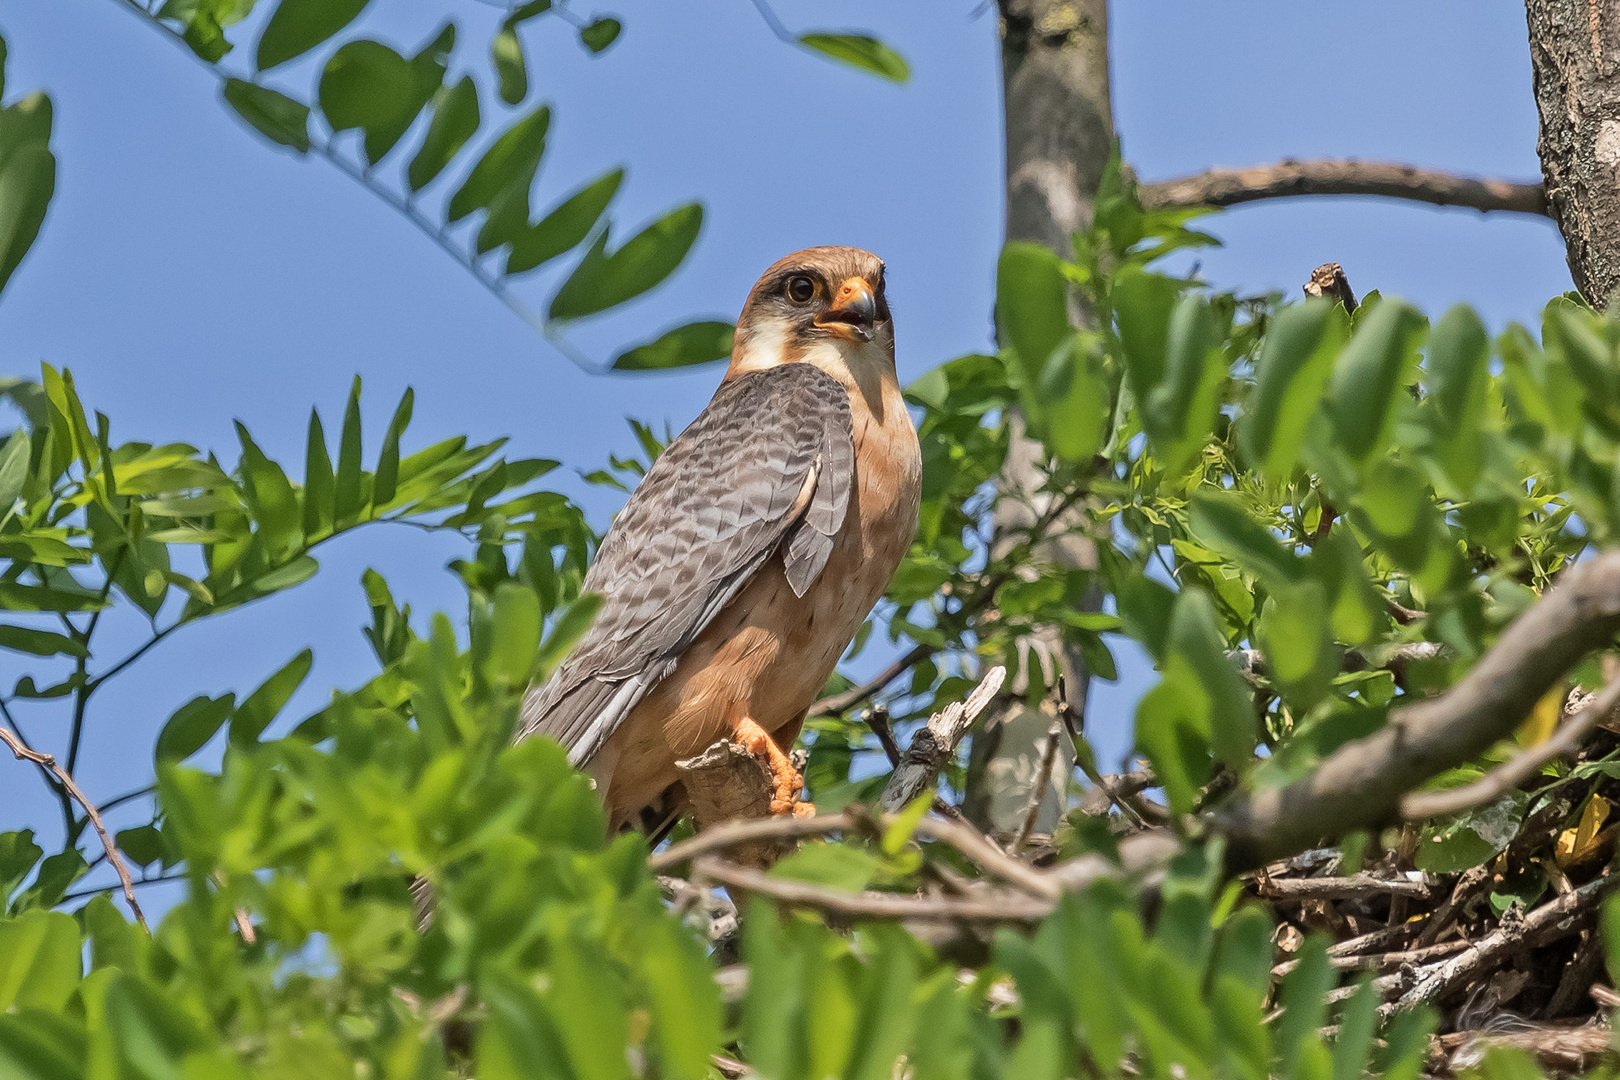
{"left": 785, "top": 276, "right": 815, "bottom": 304}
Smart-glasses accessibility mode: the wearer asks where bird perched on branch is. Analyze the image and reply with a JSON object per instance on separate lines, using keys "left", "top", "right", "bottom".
{"left": 518, "top": 246, "right": 921, "bottom": 831}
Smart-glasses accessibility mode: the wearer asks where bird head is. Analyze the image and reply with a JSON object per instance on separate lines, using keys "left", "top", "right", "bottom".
{"left": 727, "top": 247, "right": 894, "bottom": 389}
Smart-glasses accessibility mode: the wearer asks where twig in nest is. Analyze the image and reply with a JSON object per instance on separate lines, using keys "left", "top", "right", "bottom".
{"left": 1012, "top": 718, "right": 1065, "bottom": 855}
{"left": 691, "top": 854, "right": 1053, "bottom": 923}
{"left": 0, "top": 725, "right": 147, "bottom": 931}
{"left": 880, "top": 665, "right": 1006, "bottom": 812}
{"left": 1390, "top": 871, "right": 1618, "bottom": 1012}
{"left": 1403, "top": 679, "right": 1620, "bottom": 819}
{"left": 1253, "top": 872, "right": 1435, "bottom": 902}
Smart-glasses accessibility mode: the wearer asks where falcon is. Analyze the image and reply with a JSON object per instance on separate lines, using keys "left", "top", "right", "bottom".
{"left": 518, "top": 246, "right": 922, "bottom": 830}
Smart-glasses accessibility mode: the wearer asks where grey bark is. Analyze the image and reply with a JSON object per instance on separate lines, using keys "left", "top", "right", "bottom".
{"left": 966, "top": 0, "right": 1114, "bottom": 833}
{"left": 1527, "top": 0, "right": 1620, "bottom": 304}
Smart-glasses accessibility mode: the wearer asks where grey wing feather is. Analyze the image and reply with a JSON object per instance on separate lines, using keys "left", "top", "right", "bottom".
{"left": 517, "top": 365, "right": 855, "bottom": 767}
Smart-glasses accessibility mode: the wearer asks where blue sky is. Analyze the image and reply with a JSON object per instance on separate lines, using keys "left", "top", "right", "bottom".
{"left": 0, "top": 1, "right": 1570, "bottom": 913}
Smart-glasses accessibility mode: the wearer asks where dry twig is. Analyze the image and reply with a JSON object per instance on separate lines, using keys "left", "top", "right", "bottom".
{"left": 1403, "top": 679, "right": 1620, "bottom": 819}
{"left": 0, "top": 725, "right": 148, "bottom": 931}
{"left": 880, "top": 665, "right": 1007, "bottom": 812}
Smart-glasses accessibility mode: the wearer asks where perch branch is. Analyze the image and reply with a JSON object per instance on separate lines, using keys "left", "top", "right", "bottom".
{"left": 0, "top": 726, "right": 147, "bottom": 931}
{"left": 1138, "top": 160, "right": 1549, "bottom": 217}
{"left": 1216, "top": 550, "right": 1620, "bottom": 867}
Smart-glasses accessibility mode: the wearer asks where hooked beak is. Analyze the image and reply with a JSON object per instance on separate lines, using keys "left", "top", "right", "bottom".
{"left": 814, "top": 276, "right": 877, "bottom": 343}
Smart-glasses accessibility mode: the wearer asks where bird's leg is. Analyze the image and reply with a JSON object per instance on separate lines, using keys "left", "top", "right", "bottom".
{"left": 731, "top": 715, "right": 815, "bottom": 817}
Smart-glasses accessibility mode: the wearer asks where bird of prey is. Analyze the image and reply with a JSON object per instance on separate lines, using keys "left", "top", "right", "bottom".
{"left": 518, "top": 246, "right": 921, "bottom": 830}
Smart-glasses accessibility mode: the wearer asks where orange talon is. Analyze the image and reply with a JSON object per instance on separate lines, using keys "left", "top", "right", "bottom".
{"left": 732, "top": 715, "right": 810, "bottom": 816}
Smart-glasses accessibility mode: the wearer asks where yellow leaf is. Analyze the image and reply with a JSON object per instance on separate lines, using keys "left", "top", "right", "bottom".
{"left": 1515, "top": 684, "right": 1565, "bottom": 748}
{"left": 1555, "top": 795, "right": 1611, "bottom": 868}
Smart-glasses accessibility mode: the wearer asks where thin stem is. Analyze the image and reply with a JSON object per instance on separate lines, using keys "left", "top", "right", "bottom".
{"left": 0, "top": 698, "right": 76, "bottom": 832}
{"left": 61, "top": 869, "right": 184, "bottom": 904}
{"left": 99, "top": 784, "right": 156, "bottom": 815}
{"left": 103, "top": 0, "right": 602, "bottom": 373}
{"left": 87, "top": 623, "right": 177, "bottom": 693}
{"left": 0, "top": 725, "right": 149, "bottom": 929}
{"left": 748, "top": 0, "right": 795, "bottom": 44}
{"left": 67, "top": 547, "right": 126, "bottom": 776}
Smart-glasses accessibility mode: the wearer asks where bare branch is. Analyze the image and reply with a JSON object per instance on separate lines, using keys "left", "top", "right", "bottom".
{"left": 1012, "top": 718, "right": 1064, "bottom": 854}
{"left": 807, "top": 643, "right": 933, "bottom": 719}
{"left": 1389, "top": 871, "right": 1617, "bottom": 1012}
{"left": 1404, "top": 679, "right": 1620, "bottom": 819}
{"left": 880, "top": 665, "right": 1007, "bottom": 811}
{"left": 651, "top": 807, "right": 1062, "bottom": 900}
{"left": 1216, "top": 550, "right": 1620, "bottom": 867}
{"left": 0, "top": 726, "right": 147, "bottom": 931}
{"left": 691, "top": 854, "right": 1053, "bottom": 923}
{"left": 1254, "top": 872, "right": 1435, "bottom": 902}
{"left": 1138, "top": 159, "right": 1549, "bottom": 217}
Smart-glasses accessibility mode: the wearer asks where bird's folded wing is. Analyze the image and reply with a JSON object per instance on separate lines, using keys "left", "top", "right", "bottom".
{"left": 517, "top": 364, "right": 856, "bottom": 766}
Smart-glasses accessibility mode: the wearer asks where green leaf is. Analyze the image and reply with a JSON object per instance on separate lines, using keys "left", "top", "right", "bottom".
{"left": 1331, "top": 979, "right": 1380, "bottom": 1080}
{"left": 798, "top": 33, "right": 909, "bottom": 83}
{"left": 0, "top": 430, "right": 28, "bottom": 511}
{"left": 493, "top": 20, "right": 527, "bottom": 105}
{"left": 1240, "top": 299, "right": 1345, "bottom": 481}
{"left": 249, "top": 553, "right": 319, "bottom": 595}
{"left": 371, "top": 387, "right": 414, "bottom": 506}
{"left": 642, "top": 916, "right": 723, "bottom": 1080}
{"left": 1277, "top": 936, "right": 1333, "bottom": 1079}
{"left": 0, "top": 911, "right": 80, "bottom": 1011}
{"left": 256, "top": 0, "right": 372, "bottom": 70}
{"left": 0, "top": 137, "right": 53, "bottom": 300}
{"left": 1326, "top": 298, "right": 1426, "bottom": 462}
{"left": 1188, "top": 490, "right": 1303, "bottom": 585}
{"left": 1424, "top": 304, "right": 1489, "bottom": 491}
{"left": 996, "top": 241, "right": 1070, "bottom": 408}
{"left": 221, "top": 79, "right": 310, "bottom": 153}
{"left": 770, "top": 842, "right": 880, "bottom": 892}
{"left": 408, "top": 77, "right": 479, "bottom": 192}
{"left": 0, "top": 831, "right": 43, "bottom": 908}
{"left": 535, "top": 592, "right": 602, "bottom": 676}
{"left": 507, "top": 168, "right": 623, "bottom": 275}
{"left": 548, "top": 204, "right": 703, "bottom": 321}
{"left": 483, "top": 582, "right": 540, "bottom": 688}
{"left": 1145, "top": 291, "right": 1224, "bottom": 473}
{"left": 448, "top": 105, "right": 551, "bottom": 252}
{"left": 335, "top": 375, "right": 364, "bottom": 524}
{"left": 578, "top": 18, "right": 621, "bottom": 53}
{"left": 236, "top": 421, "right": 302, "bottom": 560}
{"left": 231, "top": 648, "right": 313, "bottom": 743}
{"left": 156, "top": 693, "right": 235, "bottom": 763}
{"left": 0, "top": 582, "right": 108, "bottom": 612}
{"left": 1258, "top": 581, "right": 1335, "bottom": 709}
{"left": 302, "top": 407, "right": 334, "bottom": 538}
{"left": 318, "top": 39, "right": 439, "bottom": 164}
{"left": 0, "top": 625, "right": 85, "bottom": 658}
{"left": 1041, "top": 336, "right": 1109, "bottom": 462}
{"left": 1113, "top": 269, "right": 1183, "bottom": 403}
{"left": 611, "top": 320, "right": 734, "bottom": 371}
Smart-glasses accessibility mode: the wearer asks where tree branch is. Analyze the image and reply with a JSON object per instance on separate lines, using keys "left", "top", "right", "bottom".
{"left": 1402, "top": 677, "right": 1620, "bottom": 820}
{"left": 690, "top": 855, "right": 1053, "bottom": 923}
{"left": 0, "top": 726, "right": 148, "bottom": 930}
{"left": 1138, "top": 160, "right": 1549, "bottom": 218}
{"left": 1216, "top": 549, "right": 1620, "bottom": 867}
{"left": 879, "top": 666, "right": 1006, "bottom": 811}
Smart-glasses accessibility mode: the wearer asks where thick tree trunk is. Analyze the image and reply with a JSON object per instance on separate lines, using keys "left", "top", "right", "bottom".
{"left": 1527, "top": 0, "right": 1620, "bottom": 305}
{"left": 966, "top": 0, "right": 1114, "bottom": 834}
